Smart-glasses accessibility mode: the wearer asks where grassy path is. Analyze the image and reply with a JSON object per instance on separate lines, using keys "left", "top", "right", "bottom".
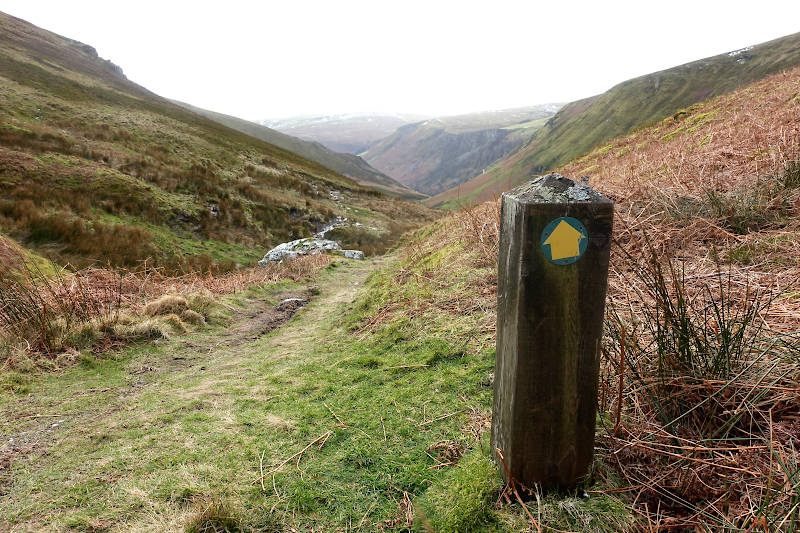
{"left": 1, "top": 256, "right": 496, "bottom": 532}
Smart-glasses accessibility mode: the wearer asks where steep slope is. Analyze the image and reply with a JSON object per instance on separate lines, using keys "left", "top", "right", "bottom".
{"left": 362, "top": 105, "right": 559, "bottom": 196}
{"left": 373, "top": 67, "right": 800, "bottom": 530}
{"left": 557, "top": 66, "right": 800, "bottom": 205}
{"left": 0, "top": 12, "right": 434, "bottom": 271}
{"left": 172, "top": 101, "right": 426, "bottom": 201}
{"left": 427, "top": 31, "right": 800, "bottom": 207}
{"left": 260, "top": 113, "right": 428, "bottom": 154}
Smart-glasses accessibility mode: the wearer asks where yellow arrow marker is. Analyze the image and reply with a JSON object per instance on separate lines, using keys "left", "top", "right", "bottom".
{"left": 543, "top": 220, "right": 585, "bottom": 261}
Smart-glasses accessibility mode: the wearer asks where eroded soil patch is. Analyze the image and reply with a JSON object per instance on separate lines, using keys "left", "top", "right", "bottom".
{"left": 221, "top": 288, "right": 313, "bottom": 346}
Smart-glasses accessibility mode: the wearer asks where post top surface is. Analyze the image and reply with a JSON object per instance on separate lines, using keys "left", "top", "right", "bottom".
{"left": 504, "top": 173, "right": 612, "bottom": 205}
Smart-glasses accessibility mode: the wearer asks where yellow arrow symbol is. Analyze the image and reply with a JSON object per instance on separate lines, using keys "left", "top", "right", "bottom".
{"left": 543, "top": 220, "right": 585, "bottom": 261}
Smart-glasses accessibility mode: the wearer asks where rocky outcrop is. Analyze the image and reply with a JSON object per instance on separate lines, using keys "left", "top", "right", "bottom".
{"left": 258, "top": 238, "right": 364, "bottom": 265}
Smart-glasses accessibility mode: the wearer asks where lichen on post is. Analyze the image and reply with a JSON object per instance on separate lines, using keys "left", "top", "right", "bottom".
{"left": 491, "top": 173, "right": 613, "bottom": 492}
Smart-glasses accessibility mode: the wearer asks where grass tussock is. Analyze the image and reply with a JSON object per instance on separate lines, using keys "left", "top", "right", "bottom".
{"left": 145, "top": 295, "right": 189, "bottom": 316}
{"left": 600, "top": 247, "right": 800, "bottom": 530}
{"left": 183, "top": 496, "right": 284, "bottom": 533}
{"left": 180, "top": 309, "right": 206, "bottom": 326}
{"left": 0, "top": 253, "right": 332, "bottom": 369}
{"left": 184, "top": 498, "right": 244, "bottom": 533}
{"left": 416, "top": 446, "right": 502, "bottom": 533}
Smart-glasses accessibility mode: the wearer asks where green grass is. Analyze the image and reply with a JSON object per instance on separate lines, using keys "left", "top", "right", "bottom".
{"left": 0, "top": 243, "right": 634, "bottom": 531}
{"left": 416, "top": 444, "right": 503, "bottom": 532}
{"left": 0, "top": 259, "right": 488, "bottom": 530}
{"left": 95, "top": 211, "right": 263, "bottom": 266}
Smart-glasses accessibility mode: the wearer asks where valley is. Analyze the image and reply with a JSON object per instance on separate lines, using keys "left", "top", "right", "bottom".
{"left": 259, "top": 113, "right": 429, "bottom": 155}
{"left": 0, "top": 11, "right": 435, "bottom": 275}
{"left": 173, "top": 103, "right": 426, "bottom": 201}
{"left": 1, "top": 7, "right": 800, "bottom": 533}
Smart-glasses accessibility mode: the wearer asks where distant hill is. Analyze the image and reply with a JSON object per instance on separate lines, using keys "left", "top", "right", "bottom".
{"left": 260, "top": 113, "right": 429, "bottom": 154}
{"left": 172, "top": 101, "right": 426, "bottom": 201}
{"left": 427, "top": 31, "right": 800, "bottom": 208}
{"left": 0, "top": 11, "right": 434, "bottom": 271}
{"left": 362, "top": 105, "right": 560, "bottom": 196}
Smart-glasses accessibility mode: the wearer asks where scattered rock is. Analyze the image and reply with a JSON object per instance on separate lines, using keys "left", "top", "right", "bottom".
{"left": 259, "top": 238, "right": 340, "bottom": 263}
{"left": 337, "top": 249, "right": 364, "bottom": 260}
{"left": 314, "top": 216, "right": 348, "bottom": 238}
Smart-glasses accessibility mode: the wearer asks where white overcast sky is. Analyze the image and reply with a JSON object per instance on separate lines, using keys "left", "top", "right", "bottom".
{"left": 3, "top": 1, "right": 800, "bottom": 120}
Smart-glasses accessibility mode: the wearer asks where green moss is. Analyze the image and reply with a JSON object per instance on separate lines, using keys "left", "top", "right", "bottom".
{"left": 696, "top": 134, "right": 713, "bottom": 147}
{"left": 416, "top": 446, "right": 502, "bottom": 533}
{"left": 689, "top": 110, "right": 718, "bottom": 125}
{"left": 579, "top": 164, "right": 600, "bottom": 174}
{"left": 594, "top": 144, "right": 614, "bottom": 156}
{"left": 35, "top": 153, "right": 82, "bottom": 166}
{"left": 0, "top": 121, "right": 33, "bottom": 134}
{"left": 726, "top": 243, "right": 755, "bottom": 264}
{"left": 686, "top": 111, "right": 719, "bottom": 133}
{"left": 660, "top": 125, "right": 686, "bottom": 141}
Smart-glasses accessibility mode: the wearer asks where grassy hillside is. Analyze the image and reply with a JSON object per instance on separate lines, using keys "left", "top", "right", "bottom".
{"left": 2, "top": 46, "right": 799, "bottom": 532}
{"left": 172, "top": 101, "right": 427, "bottom": 201}
{"left": 404, "top": 66, "right": 800, "bottom": 529}
{"left": 0, "top": 11, "right": 434, "bottom": 272}
{"left": 428, "top": 31, "right": 800, "bottom": 208}
{"left": 363, "top": 105, "right": 558, "bottom": 196}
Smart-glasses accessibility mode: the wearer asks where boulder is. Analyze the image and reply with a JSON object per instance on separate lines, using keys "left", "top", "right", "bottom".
{"left": 259, "top": 238, "right": 351, "bottom": 265}
{"left": 337, "top": 250, "right": 365, "bottom": 260}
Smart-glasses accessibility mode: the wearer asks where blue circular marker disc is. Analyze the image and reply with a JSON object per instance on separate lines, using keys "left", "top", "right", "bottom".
{"left": 540, "top": 217, "right": 588, "bottom": 265}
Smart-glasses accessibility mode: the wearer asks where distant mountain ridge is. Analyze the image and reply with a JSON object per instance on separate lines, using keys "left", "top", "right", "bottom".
{"left": 361, "top": 104, "right": 561, "bottom": 196}
{"left": 172, "top": 102, "right": 426, "bottom": 200}
{"left": 260, "top": 112, "right": 430, "bottom": 154}
{"left": 427, "top": 31, "right": 800, "bottom": 208}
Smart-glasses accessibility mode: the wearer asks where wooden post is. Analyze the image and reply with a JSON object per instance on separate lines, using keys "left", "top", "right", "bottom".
{"left": 491, "top": 173, "right": 613, "bottom": 491}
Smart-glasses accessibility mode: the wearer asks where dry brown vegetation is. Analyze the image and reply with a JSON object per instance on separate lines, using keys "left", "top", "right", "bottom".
{"left": 0, "top": 254, "right": 331, "bottom": 369}
{"left": 405, "top": 67, "right": 800, "bottom": 530}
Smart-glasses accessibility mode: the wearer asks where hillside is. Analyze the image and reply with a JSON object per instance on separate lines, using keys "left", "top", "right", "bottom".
{"left": 172, "top": 101, "right": 426, "bottom": 201}
{"left": 0, "top": 12, "right": 434, "bottom": 272}
{"left": 362, "top": 105, "right": 559, "bottom": 196}
{"left": 348, "top": 65, "right": 800, "bottom": 529}
{"left": 260, "top": 113, "right": 428, "bottom": 154}
{"left": 5, "top": 66, "right": 798, "bottom": 530}
{"left": 3, "top": 23, "right": 800, "bottom": 531}
{"left": 427, "top": 31, "right": 800, "bottom": 208}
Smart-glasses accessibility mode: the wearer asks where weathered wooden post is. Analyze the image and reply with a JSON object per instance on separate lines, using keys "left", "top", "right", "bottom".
{"left": 491, "top": 173, "right": 613, "bottom": 491}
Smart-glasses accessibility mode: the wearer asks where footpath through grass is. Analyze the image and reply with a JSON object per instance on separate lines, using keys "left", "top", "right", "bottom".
{"left": 0, "top": 255, "right": 470, "bottom": 532}
{"left": 2, "top": 242, "right": 630, "bottom": 532}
